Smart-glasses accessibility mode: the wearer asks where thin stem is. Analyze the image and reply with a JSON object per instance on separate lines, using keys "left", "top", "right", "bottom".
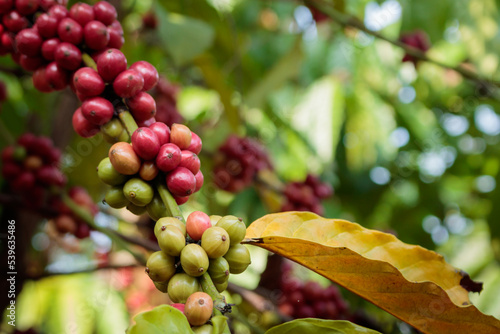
{"left": 117, "top": 109, "right": 138, "bottom": 137}
{"left": 62, "top": 194, "right": 147, "bottom": 265}
{"left": 82, "top": 53, "right": 98, "bottom": 71}
{"left": 157, "top": 183, "right": 185, "bottom": 223}
{"left": 199, "top": 273, "right": 231, "bottom": 334}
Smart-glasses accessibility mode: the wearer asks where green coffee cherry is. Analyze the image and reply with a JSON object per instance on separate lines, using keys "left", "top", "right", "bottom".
{"left": 145, "top": 251, "right": 176, "bottom": 282}
{"left": 97, "top": 157, "right": 128, "bottom": 186}
{"left": 209, "top": 215, "right": 222, "bottom": 226}
{"left": 102, "top": 132, "right": 116, "bottom": 144}
{"left": 192, "top": 324, "right": 213, "bottom": 334}
{"left": 223, "top": 244, "right": 251, "bottom": 274}
{"left": 154, "top": 217, "right": 186, "bottom": 238}
{"left": 126, "top": 202, "right": 147, "bottom": 215}
{"left": 208, "top": 257, "right": 230, "bottom": 284}
{"left": 101, "top": 118, "right": 124, "bottom": 138}
{"left": 123, "top": 178, "right": 154, "bottom": 207}
{"left": 180, "top": 244, "right": 209, "bottom": 277}
{"left": 201, "top": 227, "right": 230, "bottom": 258}
{"left": 216, "top": 215, "right": 246, "bottom": 246}
{"left": 104, "top": 186, "right": 129, "bottom": 209}
{"left": 154, "top": 280, "right": 169, "bottom": 293}
{"left": 117, "top": 129, "right": 130, "bottom": 142}
{"left": 146, "top": 193, "right": 169, "bottom": 221}
{"left": 158, "top": 226, "right": 186, "bottom": 256}
{"left": 167, "top": 273, "right": 199, "bottom": 303}
{"left": 214, "top": 280, "right": 228, "bottom": 293}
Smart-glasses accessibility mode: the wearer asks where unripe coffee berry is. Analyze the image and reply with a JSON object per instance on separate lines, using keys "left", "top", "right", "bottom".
{"left": 154, "top": 217, "right": 186, "bottom": 238}
{"left": 216, "top": 215, "right": 246, "bottom": 246}
{"left": 214, "top": 280, "right": 228, "bottom": 293}
{"left": 109, "top": 142, "right": 141, "bottom": 175}
{"left": 104, "top": 186, "right": 129, "bottom": 209}
{"left": 224, "top": 244, "right": 251, "bottom": 274}
{"left": 123, "top": 178, "right": 154, "bottom": 207}
{"left": 158, "top": 226, "right": 186, "bottom": 256}
{"left": 146, "top": 194, "right": 168, "bottom": 221}
{"left": 101, "top": 118, "right": 124, "bottom": 139}
{"left": 167, "top": 273, "right": 199, "bottom": 303}
{"left": 201, "top": 227, "right": 230, "bottom": 259}
{"left": 97, "top": 157, "right": 128, "bottom": 185}
{"left": 180, "top": 243, "right": 209, "bottom": 277}
{"left": 156, "top": 143, "right": 181, "bottom": 172}
{"left": 139, "top": 161, "right": 159, "bottom": 181}
{"left": 154, "top": 280, "right": 169, "bottom": 293}
{"left": 184, "top": 292, "right": 213, "bottom": 327}
{"left": 186, "top": 211, "right": 211, "bottom": 241}
{"left": 126, "top": 202, "right": 147, "bottom": 215}
{"left": 145, "top": 251, "right": 176, "bottom": 282}
{"left": 166, "top": 167, "right": 196, "bottom": 197}
{"left": 131, "top": 127, "right": 160, "bottom": 160}
{"left": 170, "top": 123, "right": 192, "bottom": 149}
{"left": 208, "top": 257, "right": 230, "bottom": 284}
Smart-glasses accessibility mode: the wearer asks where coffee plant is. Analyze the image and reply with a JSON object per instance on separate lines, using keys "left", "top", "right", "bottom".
{"left": 1, "top": 1, "right": 500, "bottom": 333}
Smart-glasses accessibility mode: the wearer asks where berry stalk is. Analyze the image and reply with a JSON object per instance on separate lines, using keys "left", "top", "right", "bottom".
{"left": 157, "top": 182, "right": 185, "bottom": 223}
{"left": 198, "top": 272, "right": 232, "bottom": 334}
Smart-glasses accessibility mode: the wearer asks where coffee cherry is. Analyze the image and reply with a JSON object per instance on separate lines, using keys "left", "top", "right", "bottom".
{"left": 108, "top": 142, "right": 141, "bottom": 175}
{"left": 54, "top": 42, "right": 81, "bottom": 70}
{"left": 214, "top": 280, "right": 228, "bottom": 293}
{"left": 54, "top": 214, "right": 78, "bottom": 234}
{"left": 116, "top": 128, "right": 130, "bottom": 142}
{"left": 166, "top": 167, "right": 196, "bottom": 197}
{"left": 0, "top": 0, "right": 13, "bottom": 13}
{"left": 101, "top": 118, "right": 123, "bottom": 139}
{"left": 73, "top": 67, "right": 105, "bottom": 97}
{"left": 83, "top": 20, "right": 109, "bottom": 50}
{"left": 158, "top": 225, "right": 186, "bottom": 256}
{"left": 81, "top": 97, "right": 114, "bottom": 125}
{"left": 153, "top": 280, "right": 169, "bottom": 293}
{"left": 41, "top": 38, "right": 61, "bottom": 61}
{"left": 37, "top": 165, "right": 66, "bottom": 186}
{"left": 12, "top": 170, "right": 35, "bottom": 191}
{"left": 208, "top": 257, "right": 230, "bottom": 284}
{"left": 209, "top": 215, "right": 222, "bottom": 226}
{"left": 19, "top": 55, "right": 43, "bottom": 71}
{"left": 97, "top": 157, "right": 128, "bottom": 185}
{"left": 69, "top": 2, "right": 94, "bottom": 26}
{"left": 180, "top": 243, "right": 209, "bottom": 277}
{"left": 149, "top": 122, "right": 170, "bottom": 145}
{"left": 57, "top": 18, "right": 83, "bottom": 44}
{"left": 156, "top": 143, "right": 181, "bottom": 172}
{"left": 192, "top": 325, "right": 213, "bottom": 334}
{"left": 201, "top": 227, "right": 230, "bottom": 258}
{"left": 45, "top": 61, "right": 69, "bottom": 90}
{"left": 127, "top": 91, "right": 156, "bottom": 121}
{"left": 24, "top": 155, "right": 43, "bottom": 171}
{"left": 187, "top": 132, "right": 202, "bottom": 155}
{"left": 194, "top": 171, "right": 204, "bottom": 193}
{"left": 145, "top": 251, "right": 176, "bottom": 282}
{"left": 16, "top": 28, "right": 42, "bottom": 56}
{"left": 216, "top": 215, "right": 246, "bottom": 246}
{"left": 174, "top": 195, "right": 189, "bottom": 205}
{"left": 113, "top": 69, "right": 144, "bottom": 98}
{"left": 72, "top": 107, "right": 100, "bottom": 137}
{"left": 126, "top": 202, "right": 146, "bottom": 215}
{"left": 179, "top": 150, "right": 200, "bottom": 175}
{"left": 96, "top": 48, "right": 126, "bottom": 82}
{"left": 48, "top": 4, "right": 68, "bottom": 21}
{"left": 107, "top": 22, "right": 123, "bottom": 49}
{"left": 2, "top": 162, "right": 21, "bottom": 179}
{"left": 129, "top": 61, "right": 159, "bottom": 91}
{"left": 131, "top": 127, "right": 160, "bottom": 161}
{"left": 36, "top": 13, "right": 58, "bottom": 39}
{"left": 167, "top": 273, "right": 199, "bottom": 303}
{"left": 123, "top": 178, "right": 154, "bottom": 207}
{"left": 154, "top": 217, "right": 186, "bottom": 238}
{"left": 104, "top": 186, "right": 128, "bottom": 209}
{"left": 184, "top": 292, "right": 213, "bottom": 327}
{"left": 93, "top": 1, "right": 117, "bottom": 25}
{"left": 186, "top": 211, "right": 211, "bottom": 241}
{"left": 3, "top": 10, "right": 29, "bottom": 32}
{"left": 170, "top": 124, "right": 192, "bottom": 149}
{"left": 75, "top": 223, "right": 91, "bottom": 239}
{"left": 146, "top": 193, "right": 168, "bottom": 221}
{"left": 223, "top": 244, "right": 251, "bottom": 274}
{"left": 139, "top": 161, "right": 159, "bottom": 181}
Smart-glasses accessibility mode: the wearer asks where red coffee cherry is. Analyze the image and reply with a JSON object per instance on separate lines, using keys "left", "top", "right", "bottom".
{"left": 107, "top": 22, "right": 123, "bottom": 49}
{"left": 19, "top": 55, "right": 43, "bottom": 71}
{"left": 12, "top": 171, "right": 35, "bottom": 191}
{"left": 47, "top": 4, "right": 68, "bottom": 21}
{"left": 15, "top": 28, "right": 42, "bottom": 56}
{"left": 81, "top": 97, "right": 114, "bottom": 125}
{"left": 69, "top": 2, "right": 94, "bottom": 26}
{"left": 3, "top": 10, "right": 29, "bottom": 32}
{"left": 73, "top": 67, "right": 105, "bottom": 97}
{"left": 187, "top": 132, "right": 202, "bottom": 155}
{"left": 45, "top": 61, "right": 69, "bottom": 90}
{"left": 129, "top": 61, "right": 159, "bottom": 91}
{"left": 41, "top": 38, "right": 59, "bottom": 60}
{"left": 179, "top": 150, "right": 200, "bottom": 175}
{"left": 96, "top": 48, "right": 126, "bottom": 82}
{"left": 72, "top": 107, "right": 100, "bottom": 138}
{"left": 136, "top": 117, "right": 155, "bottom": 127}
{"left": 32, "top": 67, "right": 53, "bottom": 93}
{"left": 166, "top": 167, "right": 196, "bottom": 197}
{"left": 131, "top": 127, "right": 161, "bottom": 161}
{"left": 93, "top": 1, "right": 117, "bottom": 26}
{"left": 83, "top": 20, "right": 109, "bottom": 50}
{"left": 15, "top": 0, "right": 38, "bottom": 15}
{"left": 37, "top": 165, "right": 66, "bottom": 186}
{"left": 194, "top": 170, "right": 203, "bottom": 192}
{"left": 186, "top": 211, "right": 211, "bottom": 241}
{"left": 0, "top": 0, "right": 13, "bottom": 13}
{"left": 174, "top": 195, "right": 189, "bottom": 205}
{"left": 1, "top": 32, "right": 14, "bottom": 53}
{"left": 149, "top": 122, "right": 170, "bottom": 145}
{"left": 54, "top": 42, "right": 82, "bottom": 70}
{"left": 156, "top": 143, "right": 181, "bottom": 172}
{"left": 57, "top": 18, "right": 83, "bottom": 45}
{"left": 113, "top": 69, "right": 144, "bottom": 98}
{"left": 36, "top": 13, "right": 59, "bottom": 38}
{"left": 126, "top": 91, "right": 156, "bottom": 121}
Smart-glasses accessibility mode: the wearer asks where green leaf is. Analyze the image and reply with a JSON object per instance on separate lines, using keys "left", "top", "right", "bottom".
{"left": 127, "top": 305, "right": 194, "bottom": 334}
{"left": 265, "top": 319, "right": 382, "bottom": 334}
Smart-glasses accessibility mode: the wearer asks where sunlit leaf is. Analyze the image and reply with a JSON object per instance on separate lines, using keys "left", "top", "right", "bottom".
{"left": 244, "top": 212, "right": 500, "bottom": 334}
{"left": 265, "top": 319, "right": 381, "bottom": 334}
{"left": 127, "top": 305, "right": 193, "bottom": 334}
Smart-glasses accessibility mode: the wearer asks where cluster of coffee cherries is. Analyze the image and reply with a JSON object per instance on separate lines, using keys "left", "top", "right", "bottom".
{"left": 213, "top": 135, "right": 272, "bottom": 193}
{"left": 170, "top": 292, "right": 215, "bottom": 332}
{"left": 152, "top": 77, "right": 183, "bottom": 127}
{"left": 399, "top": 30, "right": 430, "bottom": 66}
{"left": 98, "top": 122, "right": 203, "bottom": 216}
{"left": 278, "top": 261, "right": 348, "bottom": 320}
{"left": 145, "top": 213, "right": 250, "bottom": 317}
{"left": 282, "top": 174, "right": 333, "bottom": 216}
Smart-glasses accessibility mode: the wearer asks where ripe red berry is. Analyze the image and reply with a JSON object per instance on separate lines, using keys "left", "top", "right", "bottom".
{"left": 0, "top": 0, "right": 13, "bottom": 13}
{"left": 3, "top": 10, "right": 29, "bottom": 32}
{"left": 174, "top": 195, "right": 189, "bottom": 205}
{"left": 75, "top": 223, "right": 90, "bottom": 239}
{"left": 149, "top": 122, "right": 170, "bottom": 145}
{"left": 47, "top": 4, "right": 68, "bottom": 20}
{"left": 32, "top": 67, "right": 53, "bottom": 93}
{"left": 69, "top": 2, "right": 94, "bottom": 26}
{"left": 54, "top": 42, "right": 81, "bottom": 70}
{"left": 45, "top": 61, "right": 69, "bottom": 90}
{"left": 83, "top": 20, "right": 109, "bottom": 50}
{"left": 93, "top": 1, "right": 117, "bottom": 26}
{"left": 156, "top": 143, "right": 181, "bottom": 172}
{"left": 81, "top": 97, "right": 114, "bottom": 125}
{"left": 194, "top": 170, "right": 203, "bottom": 192}
{"left": 19, "top": 55, "right": 43, "bottom": 71}
{"left": 1, "top": 32, "right": 14, "bottom": 52}
{"left": 15, "top": 28, "right": 42, "bottom": 56}
{"left": 129, "top": 61, "right": 159, "bottom": 91}
{"left": 72, "top": 107, "right": 100, "bottom": 138}
{"left": 136, "top": 117, "right": 155, "bottom": 127}
{"left": 36, "top": 13, "right": 59, "bottom": 38}
{"left": 57, "top": 17, "right": 83, "bottom": 45}
{"left": 113, "top": 69, "right": 144, "bottom": 98}
{"left": 131, "top": 127, "right": 161, "bottom": 161}
{"left": 15, "top": 0, "right": 38, "bottom": 15}
{"left": 73, "top": 67, "right": 105, "bottom": 97}
{"left": 41, "top": 38, "right": 59, "bottom": 61}
{"left": 167, "top": 167, "right": 196, "bottom": 197}
{"left": 107, "top": 23, "right": 123, "bottom": 49}
{"left": 96, "top": 48, "right": 126, "bottom": 82}
{"left": 126, "top": 91, "right": 156, "bottom": 121}
{"left": 187, "top": 132, "right": 202, "bottom": 155}
{"left": 186, "top": 211, "right": 211, "bottom": 241}
{"left": 179, "top": 150, "right": 200, "bottom": 175}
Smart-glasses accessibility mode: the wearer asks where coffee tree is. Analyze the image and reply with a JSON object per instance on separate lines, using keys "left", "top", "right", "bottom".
{"left": 1, "top": 0, "right": 500, "bottom": 333}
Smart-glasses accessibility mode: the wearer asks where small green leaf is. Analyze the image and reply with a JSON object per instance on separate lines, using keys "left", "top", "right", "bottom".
{"left": 265, "top": 319, "right": 382, "bottom": 334}
{"left": 127, "top": 305, "right": 194, "bottom": 334}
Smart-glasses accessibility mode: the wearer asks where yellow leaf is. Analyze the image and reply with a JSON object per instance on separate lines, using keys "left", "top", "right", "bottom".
{"left": 244, "top": 212, "right": 500, "bottom": 334}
